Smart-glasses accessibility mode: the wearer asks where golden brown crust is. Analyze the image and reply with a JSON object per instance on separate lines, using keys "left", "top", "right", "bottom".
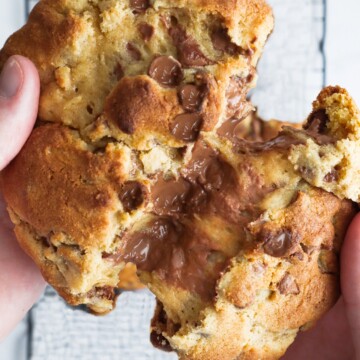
{"left": 3, "top": 125, "right": 127, "bottom": 248}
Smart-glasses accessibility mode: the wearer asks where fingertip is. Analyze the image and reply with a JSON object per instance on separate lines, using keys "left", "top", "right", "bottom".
{"left": 11, "top": 55, "right": 40, "bottom": 100}
{"left": 0, "top": 55, "right": 40, "bottom": 170}
{"left": 341, "top": 212, "right": 360, "bottom": 306}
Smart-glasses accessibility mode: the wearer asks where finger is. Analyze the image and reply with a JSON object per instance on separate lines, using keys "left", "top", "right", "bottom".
{"left": 0, "top": 192, "right": 45, "bottom": 341}
{"left": 341, "top": 213, "right": 360, "bottom": 357}
{"left": 0, "top": 55, "right": 40, "bottom": 170}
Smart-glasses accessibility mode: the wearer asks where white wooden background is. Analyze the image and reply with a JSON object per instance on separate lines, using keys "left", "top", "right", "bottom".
{"left": 1, "top": 0, "right": 360, "bottom": 359}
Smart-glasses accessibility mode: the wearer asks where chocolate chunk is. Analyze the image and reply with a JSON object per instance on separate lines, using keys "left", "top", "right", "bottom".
{"left": 305, "top": 109, "right": 329, "bottom": 133}
{"left": 277, "top": 273, "right": 300, "bottom": 295}
{"left": 299, "top": 166, "right": 314, "bottom": 179}
{"left": 178, "top": 39, "right": 213, "bottom": 67}
{"left": 167, "top": 20, "right": 214, "bottom": 67}
{"left": 152, "top": 177, "right": 192, "bottom": 215}
{"left": 150, "top": 331, "right": 173, "bottom": 352}
{"left": 170, "top": 113, "right": 203, "bottom": 142}
{"left": 138, "top": 22, "right": 154, "bottom": 41}
{"left": 211, "top": 28, "right": 240, "bottom": 55}
{"left": 178, "top": 84, "right": 204, "bottom": 112}
{"left": 303, "top": 109, "right": 334, "bottom": 145}
{"left": 113, "top": 63, "right": 124, "bottom": 80}
{"left": 263, "top": 230, "right": 294, "bottom": 257}
{"left": 148, "top": 56, "right": 183, "bottom": 87}
{"left": 130, "top": 0, "right": 149, "bottom": 13}
{"left": 87, "top": 286, "right": 116, "bottom": 301}
{"left": 119, "top": 181, "right": 144, "bottom": 212}
{"left": 126, "top": 43, "right": 142, "bottom": 61}
{"left": 150, "top": 302, "right": 176, "bottom": 352}
{"left": 324, "top": 169, "right": 339, "bottom": 183}
{"left": 226, "top": 76, "right": 247, "bottom": 119}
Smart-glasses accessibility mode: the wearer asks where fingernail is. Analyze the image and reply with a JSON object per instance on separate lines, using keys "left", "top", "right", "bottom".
{"left": 0, "top": 58, "right": 23, "bottom": 98}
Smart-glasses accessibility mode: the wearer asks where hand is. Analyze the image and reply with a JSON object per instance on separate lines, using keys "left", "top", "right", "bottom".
{"left": 282, "top": 214, "right": 360, "bottom": 360}
{"left": 0, "top": 55, "right": 45, "bottom": 341}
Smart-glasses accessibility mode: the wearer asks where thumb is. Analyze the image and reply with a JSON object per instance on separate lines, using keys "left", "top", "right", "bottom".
{"left": 0, "top": 55, "right": 40, "bottom": 170}
{"left": 341, "top": 212, "right": 360, "bottom": 357}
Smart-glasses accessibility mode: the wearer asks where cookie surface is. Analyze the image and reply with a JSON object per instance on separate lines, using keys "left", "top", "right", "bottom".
{"left": 1, "top": 1, "right": 360, "bottom": 360}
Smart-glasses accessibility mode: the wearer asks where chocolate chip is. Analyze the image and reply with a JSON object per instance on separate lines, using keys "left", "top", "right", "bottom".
{"left": 87, "top": 286, "right": 116, "bottom": 301}
{"left": 86, "top": 105, "right": 93, "bottom": 115}
{"left": 130, "top": 0, "right": 149, "bottom": 13}
{"left": 211, "top": 28, "right": 240, "bottom": 55}
{"left": 299, "top": 166, "right": 314, "bottom": 179}
{"left": 150, "top": 331, "right": 173, "bottom": 352}
{"left": 178, "top": 84, "right": 204, "bottom": 112}
{"left": 138, "top": 22, "right": 154, "bottom": 41}
{"left": 324, "top": 169, "right": 339, "bottom": 183}
{"left": 114, "top": 63, "right": 124, "bottom": 80}
{"left": 126, "top": 42, "right": 142, "bottom": 61}
{"left": 263, "top": 230, "right": 294, "bottom": 257}
{"left": 305, "top": 109, "right": 329, "bottom": 133}
{"left": 170, "top": 113, "right": 202, "bottom": 142}
{"left": 148, "top": 56, "right": 183, "bottom": 87}
{"left": 217, "top": 118, "right": 247, "bottom": 139}
{"left": 168, "top": 21, "right": 213, "bottom": 67}
{"left": 277, "top": 273, "right": 300, "bottom": 295}
{"left": 178, "top": 39, "right": 213, "bottom": 67}
{"left": 119, "top": 181, "right": 144, "bottom": 212}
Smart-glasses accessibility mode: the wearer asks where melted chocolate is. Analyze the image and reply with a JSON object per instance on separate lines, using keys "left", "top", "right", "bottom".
{"left": 211, "top": 28, "right": 240, "bottom": 56}
{"left": 167, "top": 18, "right": 214, "bottom": 67}
{"left": 226, "top": 76, "right": 248, "bottom": 119}
{"left": 183, "top": 141, "right": 229, "bottom": 191}
{"left": 178, "top": 84, "right": 204, "bottom": 112}
{"left": 120, "top": 217, "right": 229, "bottom": 301}
{"left": 138, "top": 22, "right": 154, "bottom": 41}
{"left": 116, "top": 140, "right": 279, "bottom": 300}
{"left": 119, "top": 182, "right": 144, "bottom": 212}
{"left": 217, "top": 118, "right": 248, "bottom": 140}
{"left": 148, "top": 56, "right": 183, "bottom": 87}
{"left": 126, "top": 43, "right": 142, "bottom": 61}
{"left": 130, "top": 0, "right": 150, "bottom": 13}
{"left": 233, "top": 133, "right": 305, "bottom": 154}
{"left": 170, "top": 113, "right": 203, "bottom": 142}
{"left": 152, "top": 175, "right": 207, "bottom": 216}
{"left": 152, "top": 177, "right": 192, "bottom": 215}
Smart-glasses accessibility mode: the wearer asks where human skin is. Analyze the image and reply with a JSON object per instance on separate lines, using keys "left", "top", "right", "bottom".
{"left": 0, "top": 56, "right": 359, "bottom": 360}
{"left": 0, "top": 55, "right": 45, "bottom": 341}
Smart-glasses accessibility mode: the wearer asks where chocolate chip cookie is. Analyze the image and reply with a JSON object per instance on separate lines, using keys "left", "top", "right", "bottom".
{"left": 1, "top": 1, "right": 360, "bottom": 359}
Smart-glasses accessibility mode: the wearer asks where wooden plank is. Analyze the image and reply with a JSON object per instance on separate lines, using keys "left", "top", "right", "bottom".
{"left": 253, "top": 0, "right": 325, "bottom": 122}
{"left": 326, "top": 0, "right": 360, "bottom": 103}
